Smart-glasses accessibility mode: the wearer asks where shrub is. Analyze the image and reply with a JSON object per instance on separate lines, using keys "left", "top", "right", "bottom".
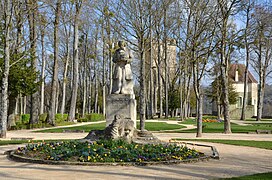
{"left": 39, "top": 114, "right": 48, "bottom": 123}
{"left": 55, "top": 114, "right": 68, "bottom": 123}
{"left": 85, "top": 113, "right": 105, "bottom": 122}
{"left": 77, "top": 118, "right": 88, "bottom": 123}
{"left": 75, "top": 113, "right": 80, "bottom": 119}
{"left": 21, "top": 114, "right": 30, "bottom": 124}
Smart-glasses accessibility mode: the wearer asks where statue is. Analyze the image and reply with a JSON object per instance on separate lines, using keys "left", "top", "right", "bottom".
{"left": 111, "top": 40, "right": 134, "bottom": 95}
{"left": 104, "top": 114, "right": 135, "bottom": 143}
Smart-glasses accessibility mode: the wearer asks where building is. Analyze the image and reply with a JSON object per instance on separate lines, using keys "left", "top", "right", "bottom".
{"left": 213, "top": 64, "right": 258, "bottom": 119}
{"left": 229, "top": 64, "right": 258, "bottom": 118}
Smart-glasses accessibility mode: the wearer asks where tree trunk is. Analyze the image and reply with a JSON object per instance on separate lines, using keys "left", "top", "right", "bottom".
{"left": 149, "top": 14, "right": 154, "bottom": 119}
{"left": 26, "top": 0, "right": 39, "bottom": 126}
{"left": 241, "top": 4, "right": 251, "bottom": 121}
{"left": 257, "top": 69, "right": 265, "bottom": 121}
{"left": 82, "top": 33, "right": 88, "bottom": 117}
{"left": 157, "top": 38, "right": 163, "bottom": 118}
{"left": 68, "top": 2, "right": 81, "bottom": 121}
{"left": 140, "top": 38, "right": 146, "bottom": 131}
{"left": 40, "top": 26, "right": 46, "bottom": 115}
{"left": 0, "top": 0, "right": 11, "bottom": 138}
{"left": 196, "top": 95, "right": 203, "bottom": 137}
{"left": 60, "top": 40, "right": 70, "bottom": 116}
{"left": 94, "top": 30, "right": 99, "bottom": 114}
{"left": 48, "top": 0, "right": 61, "bottom": 125}
{"left": 163, "top": 7, "right": 169, "bottom": 119}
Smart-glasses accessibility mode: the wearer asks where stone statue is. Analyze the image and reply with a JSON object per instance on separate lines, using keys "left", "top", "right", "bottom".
{"left": 111, "top": 40, "right": 134, "bottom": 95}
{"left": 104, "top": 114, "right": 135, "bottom": 142}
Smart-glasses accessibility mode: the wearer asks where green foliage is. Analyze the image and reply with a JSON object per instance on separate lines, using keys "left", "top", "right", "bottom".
{"left": 36, "top": 122, "right": 106, "bottom": 133}
{"left": 55, "top": 114, "right": 68, "bottom": 123}
{"left": 168, "top": 89, "right": 180, "bottom": 112}
{"left": 77, "top": 118, "right": 88, "bottom": 122}
{"left": 85, "top": 113, "right": 105, "bottom": 122}
{"left": 39, "top": 114, "right": 48, "bottom": 123}
{"left": 0, "top": 52, "right": 40, "bottom": 99}
{"left": 11, "top": 113, "right": 72, "bottom": 130}
{"left": 207, "top": 76, "right": 239, "bottom": 105}
{"left": 21, "top": 114, "right": 30, "bottom": 124}
{"left": 224, "top": 172, "right": 272, "bottom": 180}
{"left": 15, "top": 139, "right": 203, "bottom": 163}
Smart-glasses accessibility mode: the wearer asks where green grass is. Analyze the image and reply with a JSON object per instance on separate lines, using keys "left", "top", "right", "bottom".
{"left": 180, "top": 118, "right": 196, "bottom": 124}
{"left": 137, "top": 122, "right": 185, "bottom": 131}
{"left": 35, "top": 122, "right": 106, "bottom": 133}
{"left": 244, "top": 118, "right": 272, "bottom": 121}
{"left": 36, "top": 122, "right": 185, "bottom": 133}
{"left": 154, "top": 117, "right": 182, "bottom": 121}
{"left": 178, "top": 120, "right": 272, "bottom": 133}
{"left": 222, "top": 172, "right": 272, "bottom": 179}
{"left": 0, "top": 139, "right": 73, "bottom": 146}
{"left": 173, "top": 139, "right": 272, "bottom": 150}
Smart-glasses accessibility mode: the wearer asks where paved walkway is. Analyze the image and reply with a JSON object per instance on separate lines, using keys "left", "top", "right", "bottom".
{"left": 0, "top": 121, "right": 272, "bottom": 179}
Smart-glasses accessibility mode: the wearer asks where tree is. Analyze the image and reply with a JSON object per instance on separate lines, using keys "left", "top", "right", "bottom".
{"left": 251, "top": 4, "right": 272, "bottom": 121}
{"left": 112, "top": 0, "right": 153, "bottom": 130}
{"left": 48, "top": 0, "right": 62, "bottom": 125}
{"left": 240, "top": 0, "right": 254, "bottom": 120}
{"left": 68, "top": 0, "right": 83, "bottom": 121}
{"left": 181, "top": 0, "right": 218, "bottom": 137}
{"left": 26, "top": 0, "right": 39, "bottom": 127}
{"left": 217, "top": 0, "right": 240, "bottom": 134}
{"left": 0, "top": 0, "right": 12, "bottom": 138}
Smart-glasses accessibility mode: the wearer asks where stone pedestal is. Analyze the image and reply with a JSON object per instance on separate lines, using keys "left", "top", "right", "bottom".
{"left": 106, "top": 94, "right": 136, "bottom": 127}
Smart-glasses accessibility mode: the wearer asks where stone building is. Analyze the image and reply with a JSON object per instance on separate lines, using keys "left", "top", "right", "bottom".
{"left": 213, "top": 64, "right": 258, "bottom": 119}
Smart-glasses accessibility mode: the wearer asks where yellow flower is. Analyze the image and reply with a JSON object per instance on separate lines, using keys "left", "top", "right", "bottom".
{"left": 88, "top": 156, "right": 91, "bottom": 161}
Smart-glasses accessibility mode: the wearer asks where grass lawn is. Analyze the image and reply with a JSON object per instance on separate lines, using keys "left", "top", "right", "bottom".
{"left": 178, "top": 119, "right": 272, "bottom": 133}
{"left": 36, "top": 122, "right": 185, "bottom": 133}
{"left": 173, "top": 139, "right": 272, "bottom": 150}
{"left": 36, "top": 122, "right": 106, "bottom": 133}
{"left": 222, "top": 172, "right": 272, "bottom": 179}
{"left": 137, "top": 122, "right": 185, "bottom": 131}
{"left": 244, "top": 118, "right": 272, "bottom": 121}
{"left": 0, "top": 139, "right": 73, "bottom": 146}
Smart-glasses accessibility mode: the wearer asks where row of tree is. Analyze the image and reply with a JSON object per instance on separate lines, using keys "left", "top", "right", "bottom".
{"left": 1, "top": 0, "right": 272, "bottom": 138}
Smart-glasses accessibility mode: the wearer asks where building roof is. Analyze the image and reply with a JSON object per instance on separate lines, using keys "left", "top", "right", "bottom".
{"left": 229, "top": 64, "right": 258, "bottom": 83}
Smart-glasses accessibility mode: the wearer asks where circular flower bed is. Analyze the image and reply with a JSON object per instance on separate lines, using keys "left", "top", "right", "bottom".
{"left": 14, "top": 140, "right": 205, "bottom": 164}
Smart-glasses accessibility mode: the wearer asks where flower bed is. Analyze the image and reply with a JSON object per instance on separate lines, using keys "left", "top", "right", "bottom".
{"left": 203, "top": 119, "right": 223, "bottom": 123}
{"left": 14, "top": 140, "right": 204, "bottom": 164}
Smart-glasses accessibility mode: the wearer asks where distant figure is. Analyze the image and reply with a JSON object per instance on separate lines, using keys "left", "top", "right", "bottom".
{"left": 111, "top": 40, "right": 134, "bottom": 94}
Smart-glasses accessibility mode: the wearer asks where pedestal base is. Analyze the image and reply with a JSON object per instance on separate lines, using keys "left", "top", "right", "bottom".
{"left": 106, "top": 94, "right": 136, "bottom": 127}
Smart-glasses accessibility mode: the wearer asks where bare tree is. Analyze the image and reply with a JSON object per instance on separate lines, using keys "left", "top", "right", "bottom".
{"left": 0, "top": 0, "right": 12, "bottom": 138}
{"left": 48, "top": 0, "right": 61, "bottom": 125}
{"left": 68, "top": 0, "right": 83, "bottom": 121}
{"left": 217, "top": 0, "right": 240, "bottom": 133}
{"left": 240, "top": 0, "right": 254, "bottom": 120}
{"left": 26, "top": 0, "right": 40, "bottom": 126}
{"left": 251, "top": 4, "right": 272, "bottom": 121}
